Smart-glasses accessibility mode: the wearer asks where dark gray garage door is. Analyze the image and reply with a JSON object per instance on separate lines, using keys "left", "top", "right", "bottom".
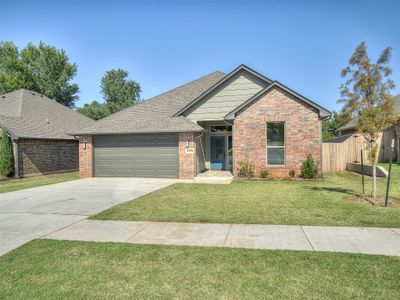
{"left": 94, "top": 134, "right": 179, "bottom": 178}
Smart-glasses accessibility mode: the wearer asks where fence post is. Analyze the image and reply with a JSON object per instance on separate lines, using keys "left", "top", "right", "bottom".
{"left": 385, "top": 139, "right": 395, "bottom": 207}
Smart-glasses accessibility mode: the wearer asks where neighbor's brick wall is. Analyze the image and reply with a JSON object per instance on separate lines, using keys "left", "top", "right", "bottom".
{"left": 233, "top": 87, "right": 322, "bottom": 178}
{"left": 17, "top": 138, "right": 79, "bottom": 177}
{"left": 179, "top": 132, "right": 197, "bottom": 179}
{"left": 79, "top": 135, "right": 93, "bottom": 178}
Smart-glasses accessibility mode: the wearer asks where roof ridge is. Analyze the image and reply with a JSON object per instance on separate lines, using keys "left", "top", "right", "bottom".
{"left": 91, "top": 70, "right": 225, "bottom": 124}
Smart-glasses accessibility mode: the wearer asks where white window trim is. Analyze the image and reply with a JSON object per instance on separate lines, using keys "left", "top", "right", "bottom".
{"left": 266, "top": 122, "right": 286, "bottom": 167}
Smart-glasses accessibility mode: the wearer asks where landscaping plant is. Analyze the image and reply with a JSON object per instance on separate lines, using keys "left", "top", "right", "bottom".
{"left": 338, "top": 42, "right": 399, "bottom": 199}
{"left": 301, "top": 154, "right": 318, "bottom": 179}
{"left": 238, "top": 154, "right": 255, "bottom": 179}
{"left": 289, "top": 169, "right": 296, "bottom": 178}
{"left": 260, "top": 169, "right": 268, "bottom": 178}
{"left": 0, "top": 129, "right": 12, "bottom": 178}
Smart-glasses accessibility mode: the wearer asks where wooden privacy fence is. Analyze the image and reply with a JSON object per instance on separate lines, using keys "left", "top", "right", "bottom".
{"left": 322, "top": 129, "right": 396, "bottom": 172}
{"left": 322, "top": 134, "right": 368, "bottom": 172}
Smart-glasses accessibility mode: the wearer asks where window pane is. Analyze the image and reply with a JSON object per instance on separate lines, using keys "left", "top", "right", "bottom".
{"left": 267, "top": 122, "right": 284, "bottom": 146}
{"left": 267, "top": 147, "right": 284, "bottom": 165}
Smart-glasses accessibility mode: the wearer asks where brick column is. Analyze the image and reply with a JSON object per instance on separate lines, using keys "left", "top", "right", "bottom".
{"left": 79, "top": 135, "right": 93, "bottom": 178}
{"left": 179, "top": 132, "right": 196, "bottom": 179}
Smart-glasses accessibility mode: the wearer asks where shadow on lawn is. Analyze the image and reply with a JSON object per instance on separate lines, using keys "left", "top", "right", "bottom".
{"left": 306, "top": 186, "right": 359, "bottom": 196}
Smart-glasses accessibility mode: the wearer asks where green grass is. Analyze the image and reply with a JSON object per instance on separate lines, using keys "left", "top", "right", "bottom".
{"left": 1, "top": 239, "right": 399, "bottom": 299}
{"left": 93, "top": 164, "right": 400, "bottom": 227}
{"left": 0, "top": 172, "right": 79, "bottom": 194}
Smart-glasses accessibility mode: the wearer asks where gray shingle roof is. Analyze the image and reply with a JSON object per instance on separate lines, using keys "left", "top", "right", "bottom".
{"left": 0, "top": 89, "right": 94, "bottom": 140}
{"left": 71, "top": 71, "right": 225, "bottom": 135}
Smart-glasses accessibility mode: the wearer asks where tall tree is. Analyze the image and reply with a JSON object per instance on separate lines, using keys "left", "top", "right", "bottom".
{"left": 338, "top": 42, "right": 398, "bottom": 199}
{"left": 76, "top": 100, "right": 110, "bottom": 120}
{"left": 0, "top": 129, "right": 12, "bottom": 178}
{"left": 0, "top": 41, "right": 79, "bottom": 108}
{"left": 100, "top": 69, "right": 141, "bottom": 113}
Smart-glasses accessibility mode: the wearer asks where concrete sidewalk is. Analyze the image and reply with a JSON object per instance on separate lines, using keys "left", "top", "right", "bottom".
{"left": 43, "top": 220, "right": 400, "bottom": 257}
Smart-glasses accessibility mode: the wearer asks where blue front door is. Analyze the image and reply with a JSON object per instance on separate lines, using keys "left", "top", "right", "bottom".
{"left": 210, "top": 136, "right": 225, "bottom": 170}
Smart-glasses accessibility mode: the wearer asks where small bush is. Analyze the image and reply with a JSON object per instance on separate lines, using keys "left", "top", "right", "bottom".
{"left": 301, "top": 154, "right": 318, "bottom": 179}
{"left": 238, "top": 154, "right": 255, "bottom": 179}
{"left": 0, "top": 130, "right": 13, "bottom": 178}
{"left": 260, "top": 169, "right": 268, "bottom": 178}
{"left": 289, "top": 169, "right": 296, "bottom": 178}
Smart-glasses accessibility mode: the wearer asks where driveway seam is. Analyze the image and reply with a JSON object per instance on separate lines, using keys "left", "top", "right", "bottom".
{"left": 390, "top": 228, "right": 400, "bottom": 237}
{"left": 222, "top": 224, "right": 233, "bottom": 247}
{"left": 124, "top": 222, "right": 152, "bottom": 242}
{"left": 300, "top": 226, "right": 315, "bottom": 251}
{"left": 40, "top": 218, "right": 87, "bottom": 240}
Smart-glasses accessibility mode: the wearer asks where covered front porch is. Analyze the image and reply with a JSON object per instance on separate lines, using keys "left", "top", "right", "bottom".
{"left": 195, "top": 121, "right": 233, "bottom": 173}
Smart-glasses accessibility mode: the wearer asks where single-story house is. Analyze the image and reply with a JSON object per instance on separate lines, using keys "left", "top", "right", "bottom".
{"left": 71, "top": 65, "right": 330, "bottom": 179}
{"left": 337, "top": 95, "right": 400, "bottom": 162}
{"left": 0, "top": 89, "right": 94, "bottom": 177}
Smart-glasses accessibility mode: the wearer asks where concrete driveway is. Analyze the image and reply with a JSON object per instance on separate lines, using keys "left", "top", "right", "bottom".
{"left": 0, "top": 177, "right": 177, "bottom": 256}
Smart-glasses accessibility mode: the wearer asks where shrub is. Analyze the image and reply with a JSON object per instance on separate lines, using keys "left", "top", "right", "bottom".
{"left": 289, "top": 169, "right": 296, "bottom": 178}
{"left": 0, "top": 129, "right": 13, "bottom": 178}
{"left": 238, "top": 154, "right": 255, "bottom": 179}
{"left": 260, "top": 169, "right": 268, "bottom": 178}
{"left": 301, "top": 154, "right": 318, "bottom": 179}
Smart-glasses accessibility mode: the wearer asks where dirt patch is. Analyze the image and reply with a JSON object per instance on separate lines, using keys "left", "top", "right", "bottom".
{"left": 347, "top": 195, "right": 400, "bottom": 206}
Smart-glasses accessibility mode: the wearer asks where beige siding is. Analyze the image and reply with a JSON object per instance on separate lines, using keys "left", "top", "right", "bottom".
{"left": 185, "top": 71, "right": 268, "bottom": 121}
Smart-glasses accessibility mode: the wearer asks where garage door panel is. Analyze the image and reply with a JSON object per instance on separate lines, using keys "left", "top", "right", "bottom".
{"left": 94, "top": 134, "right": 179, "bottom": 178}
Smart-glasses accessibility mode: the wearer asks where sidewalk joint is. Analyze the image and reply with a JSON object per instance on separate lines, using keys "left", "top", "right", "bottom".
{"left": 222, "top": 224, "right": 233, "bottom": 247}
{"left": 300, "top": 226, "right": 315, "bottom": 251}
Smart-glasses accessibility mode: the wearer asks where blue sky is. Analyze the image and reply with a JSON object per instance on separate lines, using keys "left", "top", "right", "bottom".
{"left": 1, "top": 0, "right": 399, "bottom": 111}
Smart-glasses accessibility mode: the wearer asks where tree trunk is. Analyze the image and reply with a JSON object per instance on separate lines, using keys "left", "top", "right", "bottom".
{"left": 372, "top": 164, "right": 377, "bottom": 199}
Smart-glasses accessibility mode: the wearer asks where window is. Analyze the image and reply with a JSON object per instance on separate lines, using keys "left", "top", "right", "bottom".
{"left": 209, "top": 125, "right": 232, "bottom": 133}
{"left": 266, "top": 122, "right": 285, "bottom": 165}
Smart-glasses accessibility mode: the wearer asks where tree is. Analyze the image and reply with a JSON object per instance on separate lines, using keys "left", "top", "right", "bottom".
{"left": 0, "top": 129, "right": 13, "bottom": 178}
{"left": 338, "top": 42, "right": 399, "bottom": 199}
{"left": 322, "top": 110, "right": 351, "bottom": 140}
{"left": 0, "top": 41, "right": 79, "bottom": 108}
{"left": 76, "top": 100, "right": 110, "bottom": 120}
{"left": 100, "top": 69, "right": 141, "bottom": 113}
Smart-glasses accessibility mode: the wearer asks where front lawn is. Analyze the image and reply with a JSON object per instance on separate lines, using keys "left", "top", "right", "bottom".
{"left": 93, "top": 165, "right": 400, "bottom": 227}
{"left": 0, "top": 172, "right": 79, "bottom": 194}
{"left": 0, "top": 239, "right": 399, "bottom": 299}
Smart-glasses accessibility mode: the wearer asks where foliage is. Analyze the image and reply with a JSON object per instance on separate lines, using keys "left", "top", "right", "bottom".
{"left": 237, "top": 154, "right": 255, "bottom": 178}
{"left": 259, "top": 169, "right": 268, "bottom": 178}
{"left": 338, "top": 42, "right": 399, "bottom": 198}
{"left": 76, "top": 100, "right": 110, "bottom": 120}
{"left": 0, "top": 129, "right": 13, "bottom": 178}
{"left": 0, "top": 41, "right": 79, "bottom": 108}
{"left": 301, "top": 154, "right": 318, "bottom": 179}
{"left": 100, "top": 69, "right": 141, "bottom": 113}
{"left": 322, "top": 110, "right": 351, "bottom": 140}
{"left": 289, "top": 169, "right": 296, "bottom": 178}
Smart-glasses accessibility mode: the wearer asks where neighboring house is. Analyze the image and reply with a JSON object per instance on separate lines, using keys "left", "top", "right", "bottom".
{"left": 72, "top": 65, "right": 330, "bottom": 179}
{"left": 337, "top": 95, "right": 400, "bottom": 162}
{"left": 0, "top": 89, "right": 94, "bottom": 177}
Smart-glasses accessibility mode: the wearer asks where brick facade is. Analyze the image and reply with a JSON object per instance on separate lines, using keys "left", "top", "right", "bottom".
{"left": 233, "top": 87, "right": 322, "bottom": 178}
{"left": 79, "top": 135, "right": 93, "bottom": 178}
{"left": 17, "top": 138, "right": 79, "bottom": 177}
{"left": 179, "top": 132, "right": 197, "bottom": 179}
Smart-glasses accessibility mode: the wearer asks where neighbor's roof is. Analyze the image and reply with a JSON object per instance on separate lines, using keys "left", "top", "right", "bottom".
{"left": 0, "top": 89, "right": 94, "bottom": 140}
{"left": 70, "top": 71, "right": 226, "bottom": 135}
{"left": 338, "top": 95, "right": 400, "bottom": 132}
